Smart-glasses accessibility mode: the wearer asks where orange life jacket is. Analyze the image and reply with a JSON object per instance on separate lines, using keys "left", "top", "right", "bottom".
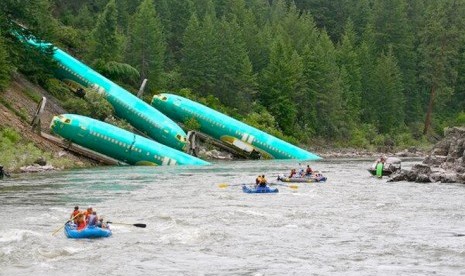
{"left": 77, "top": 219, "right": 87, "bottom": 230}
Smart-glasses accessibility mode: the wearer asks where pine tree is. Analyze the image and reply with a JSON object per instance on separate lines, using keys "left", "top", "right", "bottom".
{"left": 302, "top": 30, "right": 345, "bottom": 139}
{"left": 214, "top": 18, "right": 257, "bottom": 112}
{"left": 373, "top": 47, "right": 405, "bottom": 134}
{"left": 165, "top": 0, "right": 195, "bottom": 64}
{"left": 91, "top": 0, "right": 121, "bottom": 64}
{"left": 337, "top": 19, "right": 362, "bottom": 129}
{"left": 371, "top": 0, "right": 417, "bottom": 124}
{"left": 417, "top": 1, "right": 463, "bottom": 134}
{"left": 259, "top": 33, "right": 304, "bottom": 136}
{"left": 126, "top": 0, "right": 166, "bottom": 90}
{"left": 180, "top": 13, "right": 218, "bottom": 96}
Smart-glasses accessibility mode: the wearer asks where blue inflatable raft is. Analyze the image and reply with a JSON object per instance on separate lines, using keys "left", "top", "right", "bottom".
{"left": 242, "top": 185, "right": 279, "bottom": 193}
{"left": 277, "top": 175, "right": 327, "bottom": 183}
{"left": 64, "top": 222, "right": 112, "bottom": 239}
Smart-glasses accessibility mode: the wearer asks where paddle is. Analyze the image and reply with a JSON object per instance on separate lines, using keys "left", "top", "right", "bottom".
{"left": 269, "top": 182, "right": 299, "bottom": 189}
{"left": 106, "top": 221, "right": 146, "bottom": 228}
{"left": 218, "top": 183, "right": 244, "bottom": 188}
{"left": 52, "top": 213, "right": 79, "bottom": 236}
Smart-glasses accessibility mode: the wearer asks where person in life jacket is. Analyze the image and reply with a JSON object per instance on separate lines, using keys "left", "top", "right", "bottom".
{"left": 289, "top": 169, "right": 297, "bottom": 178}
{"left": 87, "top": 211, "right": 98, "bottom": 227}
{"left": 76, "top": 213, "right": 87, "bottom": 230}
{"left": 96, "top": 217, "right": 107, "bottom": 228}
{"left": 305, "top": 165, "right": 313, "bottom": 176}
{"left": 84, "top": 207, "right": 93, "bottom": 222}
{"left": 70, "top": 206, "right": 80, "bottom": 223}
{"left": 259, "top": 175, "right": 267, "bottom": 187}
{"left": 255, "top": 175, "right": 262, "bottom": 186}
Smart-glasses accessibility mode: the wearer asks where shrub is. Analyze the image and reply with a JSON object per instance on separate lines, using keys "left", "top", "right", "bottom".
{"left": 184, "top": 117, "right": 200, "bottom": 131}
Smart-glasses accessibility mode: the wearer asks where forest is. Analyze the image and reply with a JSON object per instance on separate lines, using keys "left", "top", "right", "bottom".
{"left": 1, "top": 0, "right": 465, "bottom": 151}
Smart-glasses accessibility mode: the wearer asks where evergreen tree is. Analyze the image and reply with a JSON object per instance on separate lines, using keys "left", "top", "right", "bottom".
{"left": 302, "top": 30, "right": 345, "bottom": 139}
{"left": 278, "top": 3, "right": 319, "bottom": 54}
{"left": 126, "top": 0, "right": 165, "bottom": 90}
{"left": 259, "top": 33, "right": 304, "bottom": 136}
{"left": 358, "top": 23, "right": 378, "bottom": 125}
{"left": 90, "top": 0, "right": 121, "bottom": 64}
{"left": 337, "top": 19, "right": 362, "bottom": 129}
{"left": 180, "top": 13, "right": 218, "bottom": 96}
{"left": 165, "top": 0, "right": 194, "bottom": 64}
{"left": 452, "top": 49, "right": 465, "bottom": 115}
{"left": 214, "top": 18, "right": 257, "bottom": 112}
{"left": 371, "top": 0, "right": 417, "bottom": 124}
{"left": 373, "top": 47, "right": 405, "bottom": 134}
{"left": 417, "top": 1, "right": 463, "bottom": 134}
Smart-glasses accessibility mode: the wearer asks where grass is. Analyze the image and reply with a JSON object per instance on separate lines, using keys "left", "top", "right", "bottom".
{"left": 0, "top": 127, "right": 85, "bottom": 172}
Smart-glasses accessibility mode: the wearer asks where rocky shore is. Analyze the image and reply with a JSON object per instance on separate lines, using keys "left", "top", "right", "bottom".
{"left": 389, "top": 127, "right": 465, "bottom": 184}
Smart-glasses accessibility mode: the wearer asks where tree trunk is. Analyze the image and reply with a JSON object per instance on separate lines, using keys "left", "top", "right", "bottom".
{"left": 423, "top": 85, "right": 436, "bottom": 135}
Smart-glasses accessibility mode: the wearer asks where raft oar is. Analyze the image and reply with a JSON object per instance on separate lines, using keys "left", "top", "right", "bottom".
{"left": 106, "top": 221, "right": 146, "bottom": 228}
{"left": 218, "top": 183, "right": 244, "bottom": 188}
{"left": 52, "top": 213, "right": 79, "bottom": 236}
{"left": 269, "top": 183, "right": 299, "bottom": 189}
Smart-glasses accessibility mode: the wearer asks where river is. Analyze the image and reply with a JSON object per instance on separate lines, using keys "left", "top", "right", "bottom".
{"left": 0, "top": 158, "right": 464, "bottom": 276}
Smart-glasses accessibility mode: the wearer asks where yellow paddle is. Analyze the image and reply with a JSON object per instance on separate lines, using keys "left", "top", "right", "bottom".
{"left": 218, "top": 183, "right": 243, "bottom": 188}
{"left": 52, "top": 213, "right": 79, "bottom": 236}
{"left": 270, "top": 183, "right": 299, "bottom": 189}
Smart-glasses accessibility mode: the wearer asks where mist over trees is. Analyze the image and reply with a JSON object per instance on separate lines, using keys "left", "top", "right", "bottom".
{"left": 1, "top": 0, "right": 465, "bottom": 149}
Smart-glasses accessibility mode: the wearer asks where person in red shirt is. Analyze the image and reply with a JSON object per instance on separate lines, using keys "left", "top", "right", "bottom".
{"left": 70, "top": 206, "right": 80, "bottom": 223}
{"left": 305, "top": 165, "right": 313, "bottom": 176}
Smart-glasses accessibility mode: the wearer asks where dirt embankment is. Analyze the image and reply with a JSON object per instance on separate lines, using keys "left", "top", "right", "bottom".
{"left": 0, "top": 73, "right": 94, "bottom": 166}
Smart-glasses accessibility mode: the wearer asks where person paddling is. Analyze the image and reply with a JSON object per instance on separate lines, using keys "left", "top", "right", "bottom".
{"left": 70, "top": 206, "right": 80, "bottom": 223}
{"left": 255, "top": 175, "right": 262, "bottom": 186}
{"left": 289, "top": 169, "right": 297, "bottom": 178}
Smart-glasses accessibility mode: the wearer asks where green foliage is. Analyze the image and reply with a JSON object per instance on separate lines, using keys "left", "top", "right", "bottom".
{"left": 372, "top": 47, "right": 405, "bottom": 134}
{"left": 89, "top": 0, "right": 121, "bottom": 63}
{"left": 0, "top": 33, "right": 11, "bottom": 91}
{"left": 0, "top": 127, "right": 77, "bottom": 171}
{"left": 23, "top": 88, "right": 42, "bottom": 103}
{"left": 98, "top": 61, "right": 140, "bottom": 86}
{"left": 242, "top": 108, "right": 299, "bottom": 145}
{"left": 259, "top": 34, "right": 303, "bottom": 136}
{"left": 184, "top": 117, "right": 201, "bottom": 131}
{"left": 84, "top": 89, "right": 114, "bottom": 120}
{"left": 63, "top": 88, "right": 114, "bottom": 121}
{"left": 10, "top": 0, "right": 465, "bottom": 151}
{"left": 0, "top": 97, "right": 28, "bottom": 121}
{"left": 44, "top": 78, "right": 72, "bottom": 101}
{"left": 125, "top": 0, "right": 165, "bottom": 90}
{"left": 455, "top": 112, "right": 465, "bottom": 126}
{"left": 0, "top": 127, "right": 20, "bottom": 144}
{"left": 62, "top": 97, "right": 89, "bottom": 115}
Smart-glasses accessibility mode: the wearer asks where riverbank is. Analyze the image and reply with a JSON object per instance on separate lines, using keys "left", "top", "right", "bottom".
{"left": 0, "top": 73, "right": 430, "bottom": 175}
{"left": 0, "top": 74, "right": 96, "bottom": 173}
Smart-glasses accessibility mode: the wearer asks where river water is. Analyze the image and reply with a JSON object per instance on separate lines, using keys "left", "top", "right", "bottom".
{"left": 1, "top": 158, "right": 464, "bottom": 276}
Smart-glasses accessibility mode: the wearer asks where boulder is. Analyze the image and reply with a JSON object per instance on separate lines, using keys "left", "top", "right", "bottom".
{"left": 389, "top": 127, "right": 465, "bottom": 184}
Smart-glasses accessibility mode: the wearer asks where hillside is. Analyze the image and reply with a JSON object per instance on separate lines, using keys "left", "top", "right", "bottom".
{"left": 0, "top": 73, "right": 95, "bottom": 170}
